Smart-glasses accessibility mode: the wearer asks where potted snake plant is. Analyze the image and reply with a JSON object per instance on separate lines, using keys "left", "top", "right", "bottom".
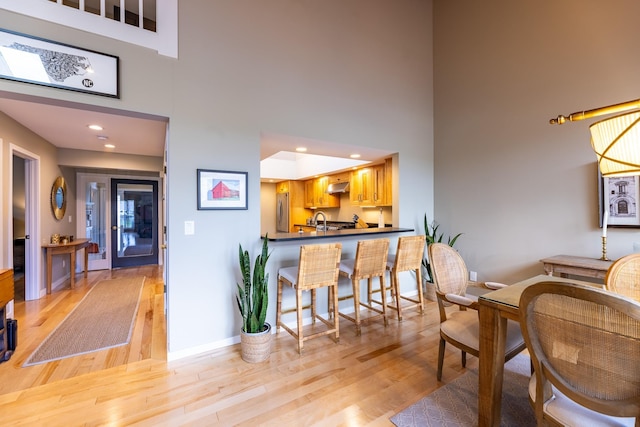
{"left": 422, "top": 214, "right": 462, "bottom": 300}
{"left": 236, "top": 235, "right": 272, "bottom": 363}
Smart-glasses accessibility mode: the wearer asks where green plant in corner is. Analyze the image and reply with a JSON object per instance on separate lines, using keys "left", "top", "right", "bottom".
{"left": 236, "top": 234, "right": 271, "bottom": 334}
{"left": 422, "top": 214, "right": 463, "bottom": 283}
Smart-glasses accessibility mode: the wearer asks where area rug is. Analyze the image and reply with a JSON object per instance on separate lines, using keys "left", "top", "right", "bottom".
{"left": 24, "top": 276, "right": 145, "bottom": 366}
{"left": 390, "top": 353, "right": 535, "bottom": 427}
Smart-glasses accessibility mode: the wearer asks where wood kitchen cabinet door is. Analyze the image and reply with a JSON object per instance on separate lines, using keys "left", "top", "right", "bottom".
{"left": 351, "top": 158, "right": 392, "bottom": 206}
{"left": 304, "top": 177, "right": 339, "bottom": 208}
{"left": 304, "top": 179, "right": 315, "bottom": 208}
{"left": 351, "top": 167, "right": 374, "bottom": 205}
{"left": 315, "top": 177, "right": 339, "bottom": 208}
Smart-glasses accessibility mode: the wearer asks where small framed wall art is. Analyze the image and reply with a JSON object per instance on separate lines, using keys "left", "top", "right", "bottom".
{"left": 0, "top": 28, "right": 119, "bottom": 98}
{"left": 197, "top": 169, "right": 248, "bottom": 210}
{"left": 599, "top": 172, "right": 640, "bottom": 227}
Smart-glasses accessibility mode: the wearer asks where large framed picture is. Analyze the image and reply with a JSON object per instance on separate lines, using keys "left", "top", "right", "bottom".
{"left": 0, "top": 28, "right": 119, "bottom": 98}
{"left": 197, "top": 169, "right": 248, "bottom": 210}
{"left": 599, "top": 172, "right": 640, "bottom": 227}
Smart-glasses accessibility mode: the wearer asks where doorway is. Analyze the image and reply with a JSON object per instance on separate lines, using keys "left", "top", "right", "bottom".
{"left": 111, "top": 179, "right": 159, "bottom": 268}
{"left": 9, "top": 144, "right": 40, "bottom": 302}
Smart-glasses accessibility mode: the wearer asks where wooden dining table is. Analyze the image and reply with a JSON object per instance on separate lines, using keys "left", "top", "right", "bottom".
{"left": 477, "top": 274, "right": 602, "bottom": 426}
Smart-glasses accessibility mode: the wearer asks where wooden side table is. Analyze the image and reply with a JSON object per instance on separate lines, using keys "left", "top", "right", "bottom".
{"left": 539, "top": 255, "right": 613, "bottom": 281}
{"left": 42, "top": 238, "right": 91, "bottom": 294}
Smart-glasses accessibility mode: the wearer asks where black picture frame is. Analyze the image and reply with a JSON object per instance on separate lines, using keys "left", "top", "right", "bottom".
{"left": 598, "top": 171, "right": 640, "bottom": 228}
{"left": 197, "top": 169, "right": 248, "bottom": 210}
{"left": 0, "top": 28, "right": 119, "bottom": 98}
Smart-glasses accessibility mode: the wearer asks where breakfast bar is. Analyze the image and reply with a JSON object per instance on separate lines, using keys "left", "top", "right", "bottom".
{"left": 264, "top": 226, "right": 414, "bottom": 242}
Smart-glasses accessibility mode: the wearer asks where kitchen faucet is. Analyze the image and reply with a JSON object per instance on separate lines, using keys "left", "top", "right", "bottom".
{"left": 313, "top": 211, "right": 327, "bottom": 231}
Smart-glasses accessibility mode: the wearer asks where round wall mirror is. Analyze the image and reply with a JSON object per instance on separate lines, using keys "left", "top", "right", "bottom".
{"left": 51, "top": 176, "right": 67, "bottom": 220}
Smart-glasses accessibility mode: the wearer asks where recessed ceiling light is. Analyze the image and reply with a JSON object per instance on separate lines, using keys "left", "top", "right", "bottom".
{"left": 350, "top": 154, "right": 361, "bottom": 159}
{"left": 97, "top": 135, "right": 108, "bottom": 141}
{"left": 104, "top": 144, "right": 115, "bottom": 149}
{"left": 88, "top": 124, "right": 103, "bottom": 131}
{"left": 295, "top": 147, "right": 307, "bottom": 152}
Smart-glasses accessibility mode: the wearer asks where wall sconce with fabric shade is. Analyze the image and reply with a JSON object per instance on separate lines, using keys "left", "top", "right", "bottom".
{"left": 550, "top": 98, "right": 640, "bottom": 177}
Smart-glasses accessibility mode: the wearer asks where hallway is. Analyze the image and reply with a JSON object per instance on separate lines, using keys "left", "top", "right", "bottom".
{"left": 0, "top": 264, "right": 166, "bottom": 395}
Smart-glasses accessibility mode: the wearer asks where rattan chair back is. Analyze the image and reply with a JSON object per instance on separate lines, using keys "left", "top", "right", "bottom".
{"left": 391, "top": 235, "right": 426, "bottom": 273}
{"left": 296, "top": 243, "right": 343, "bottom": 291}
{"left": 428, "top": 242, "right": 468, "bottom": 296}
{"left": 605, "top": 253, "right": 640, "bottom": 303}
{"left": 351, "top": 238, "right": 390, "bottom": 279}
{"left": 520, "top": 281, "right": 640, "bottom": 423}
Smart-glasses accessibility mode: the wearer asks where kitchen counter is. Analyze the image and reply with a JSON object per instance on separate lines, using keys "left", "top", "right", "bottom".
{"left": 264, "top": 227, "right": 414, "bottom": 242}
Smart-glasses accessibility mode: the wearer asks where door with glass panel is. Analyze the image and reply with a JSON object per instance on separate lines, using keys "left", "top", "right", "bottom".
{"left": 79, "top": 174, "right": 110, "bottom": 271}
{"left": 111, "top": 179, "right": 159, "bottom": 268}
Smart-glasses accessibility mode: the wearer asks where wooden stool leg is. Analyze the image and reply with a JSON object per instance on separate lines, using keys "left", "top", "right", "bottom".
{"left": 296, "top": 288, "right": 304, "bottom": 354}
{"left": 352, "top": 278, "right": 361, "bottom": 335}
{"left": 416, "top": 267, "right": 425, "bottom": 315}
{"left": 276, "top": 277, "right": 283, "bottom": 332}
{"left": 393, "top": 270, "right": 402, "bottom": 321}
{"left": 332, "top": 285, "right": 340, "bottom": 342}
{"left": 379, "top": 274, "right": 388, "bottom": 326}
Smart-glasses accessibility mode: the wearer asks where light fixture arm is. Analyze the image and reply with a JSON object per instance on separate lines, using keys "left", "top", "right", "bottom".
{"left": 549, "top": 98, "right": 640, "bottom": 124}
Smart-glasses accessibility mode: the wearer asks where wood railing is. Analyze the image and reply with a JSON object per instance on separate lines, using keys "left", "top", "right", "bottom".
{"left": 0, "top": 0, "right": 177, "bottom": 57}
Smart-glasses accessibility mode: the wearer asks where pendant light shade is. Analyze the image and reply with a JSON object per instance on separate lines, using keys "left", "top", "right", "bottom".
{"left": 590, "top": 111, "right": 640, "bottom": 177}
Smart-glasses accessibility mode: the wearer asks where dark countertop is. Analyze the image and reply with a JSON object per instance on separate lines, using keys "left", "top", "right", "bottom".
{"left": 263, "top": 227, "right": 414, "bottom": 242}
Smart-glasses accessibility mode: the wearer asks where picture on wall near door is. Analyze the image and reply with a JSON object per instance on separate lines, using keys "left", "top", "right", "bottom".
{"left": 197, "top": 169, "right": 248, "bottom": 210}
{"left": 0, "top": 28, "right": 119, "bottom": 98}
{"left": 599, "top": 172, "right": 640, "bottom": 227}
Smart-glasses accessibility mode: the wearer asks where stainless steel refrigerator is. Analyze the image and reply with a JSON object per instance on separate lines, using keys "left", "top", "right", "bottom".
{"left": 276, "top": 192, "right": 289, "bottom": 232}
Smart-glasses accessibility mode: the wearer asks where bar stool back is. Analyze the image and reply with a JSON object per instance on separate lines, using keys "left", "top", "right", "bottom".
{"left": 337, "top": 238, "right": 390, "bottom": 335}
{"left": 382, "top": 234, "right": 426, "bottom": 321}
{"left": 276, "top": 243, "right": 342, "bottom": 354}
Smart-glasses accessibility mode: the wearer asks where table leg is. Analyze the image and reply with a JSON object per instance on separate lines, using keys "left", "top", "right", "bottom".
{"left": 46, "top": 249, "right": 53, "bottom": 295}
{"left": 70, "top": 250, "right": 76, "bottom": 288}
{"left": 478, "top": 302, "right": 508, "bottom": 427}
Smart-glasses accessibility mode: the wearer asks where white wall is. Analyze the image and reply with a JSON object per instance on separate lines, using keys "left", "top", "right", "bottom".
{"left": 434, "top": 0, "right": 640, "bottom": 283}
{"left": 0, "top": 1, "right": 435, "bottom": 358}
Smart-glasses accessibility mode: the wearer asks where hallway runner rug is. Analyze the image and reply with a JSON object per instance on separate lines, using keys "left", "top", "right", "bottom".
{"left": 390, "top": 353, "right": 535, "bottom": 427}
{"left": 24, "top": 276, "right": 145, "bottom": 366}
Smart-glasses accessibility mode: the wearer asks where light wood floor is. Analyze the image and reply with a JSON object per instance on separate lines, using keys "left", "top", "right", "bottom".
{"left": 0, "top": 266, "right": 474, "bottom": 426}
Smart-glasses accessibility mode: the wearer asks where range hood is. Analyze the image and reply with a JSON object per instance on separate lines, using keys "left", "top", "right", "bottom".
{"left": 327, "top": 182, "right": 350, "bottom": 194}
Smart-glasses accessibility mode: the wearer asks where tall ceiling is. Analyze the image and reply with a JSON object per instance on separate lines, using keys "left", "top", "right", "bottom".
{"left": 0, "top": 92, "right": 395, "bottom": 178}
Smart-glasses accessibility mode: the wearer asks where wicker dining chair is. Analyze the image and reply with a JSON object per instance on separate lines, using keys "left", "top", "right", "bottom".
{"left": 337, "top": 238, "right": 390, "bottom": 335}
{"left": 605, "top": 252, "right": 640, "bottom": 303}
{"left": 519, "top": 281, "right": 640, "bottom": 426}
{"left": 428, "top": 242, "right": 525, "bottom": 381}
{"left": 276, "top": 242, "right": 342, "bottom": 354}
{"left": 376, "top": 234, "right": 426, "bottom": 321}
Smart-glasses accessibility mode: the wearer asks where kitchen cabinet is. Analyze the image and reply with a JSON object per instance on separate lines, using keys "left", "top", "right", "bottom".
{"left": 277, "top": 180, "right": 310, "bottom": 232}
{"left": 304, "top": 176, "right": 340, "bottom": 209}
{"left": 351, "top": 158, "right": 392, "bottom": 206}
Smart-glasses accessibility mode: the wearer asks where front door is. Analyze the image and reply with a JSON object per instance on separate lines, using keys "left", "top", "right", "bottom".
{"left": 111, "top": 179, "right": 159, "bottom": 268}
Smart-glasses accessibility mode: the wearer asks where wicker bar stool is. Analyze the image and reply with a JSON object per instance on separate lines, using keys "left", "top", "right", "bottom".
{"left": 336, "top": 238, "right": 390, "bottom": 335}
{"left": 376, "top": 234, "right": 426, "bottom": 321}
{"left": 276, "top": 242, "right": 342, "bottom": 354}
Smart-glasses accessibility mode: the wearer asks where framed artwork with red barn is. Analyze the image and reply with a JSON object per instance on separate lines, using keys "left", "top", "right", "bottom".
{"left": 197, "top": 169, "right": 248, "bottom": 210}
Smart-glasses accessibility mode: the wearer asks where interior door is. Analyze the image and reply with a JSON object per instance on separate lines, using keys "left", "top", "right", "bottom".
{"left": 111, "top": 179, "right": 159, "bottom": 268}
{"left": 78, "top": 174, "right": 110, "bottom": 271}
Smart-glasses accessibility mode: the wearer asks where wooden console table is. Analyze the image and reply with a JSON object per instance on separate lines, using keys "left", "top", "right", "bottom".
{"left": 42, "top": 238, "right": 90, "bottom": 294}
{"left": 539, "top": 254, "right": 613, "bottom": 281}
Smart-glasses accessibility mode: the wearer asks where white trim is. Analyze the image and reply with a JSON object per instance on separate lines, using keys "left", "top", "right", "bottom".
{"left": 0, "top": 0, "right": 178, "bottom": 58}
